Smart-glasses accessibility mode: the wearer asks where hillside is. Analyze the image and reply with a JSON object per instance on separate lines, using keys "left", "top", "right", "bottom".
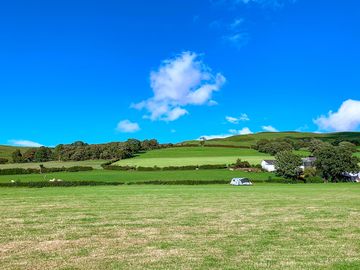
{"left": 182, "top": 131, "right": 360, "bottom": 147}
{"left": 0, "top": 145, "right": 30, "bottom": 162}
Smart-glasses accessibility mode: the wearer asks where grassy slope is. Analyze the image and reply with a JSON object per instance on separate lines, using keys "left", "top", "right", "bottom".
{"left": 184, "top": 131, "right": 360, "bottom": 147}
{"left": 0, "top": 159, "right": 106, "bottom": 170}
{"left": 115, "top": 147, "right": 272, "bottom": 167}
{"left": 1, "top": 184, "right": 359, "bottom": 269}
{"left": 0, "top": 145, "right": 30, "bottom": 161}
{"left": 0, "top": 169, "right": 279, "bottom": 184}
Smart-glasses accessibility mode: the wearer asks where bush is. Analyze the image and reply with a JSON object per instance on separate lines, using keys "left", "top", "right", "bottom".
{"left": 66, "top": 166, "right": 93, "bottom": 172}
{"left": 137, "top": 166, "right": 161, "bottom": 171}
{"left": 0, "top": 166, "right": 93, "bottom": 175}
{"left": 103, "top": 165, "right": 136, "bottom": 171}
{"left": 0, "top": 158, "right": 8, "bottom": 164}
{"left": 162, "top": 165, "right": 198, "bottom": 171}
{"left": 198, "top": 164, "right": 227, "bottom": 170}
{"left": 305, "top": 176, "right": 324, "bottom": 183}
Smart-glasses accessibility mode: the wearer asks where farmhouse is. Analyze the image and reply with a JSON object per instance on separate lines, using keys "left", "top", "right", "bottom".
{"left": 300, "top": 157, "right": 317, "bottom": 170}
{"left": 262, "top": 157, "right": 317, "bottom": 172}
{"left": 261, "top": 160, "right": 276, "bottom": 172}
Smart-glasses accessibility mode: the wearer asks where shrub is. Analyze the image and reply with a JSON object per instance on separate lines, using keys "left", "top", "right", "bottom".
{"left": 103, "top": 165, "right": 136, "bottom": 171}
{"left": 162, "top": 165, "right": 198, "bottom": 171}
{"left": 0, "top": 158, "right": 8, "bottom": 164}
{"left": 66, "top": 166, "right": 93, "bottom": 172}
{"left": 137, "top": 166, "right": 161, "bottom": 171}
{"left": 305, "top": 176, "right": 324, "bottom": 183}
{"left": 198, "top": 164, "right": 227, "bottom": 170}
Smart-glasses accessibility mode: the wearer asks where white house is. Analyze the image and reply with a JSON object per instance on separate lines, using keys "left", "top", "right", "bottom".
{"left": 300, "top": 157, "right": 317, "bottom": 171}
{"left": 261, "top": 160, "right": 276, "bottom": 172}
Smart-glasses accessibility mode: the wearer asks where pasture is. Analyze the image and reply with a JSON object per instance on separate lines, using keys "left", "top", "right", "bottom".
{"left": 1, "top": 184, "right": 359, "bottom": 269}
{"left": 114, "top": 147, "right": 271, "bottom": 167}
{"left": 0, "top": 159, "right": 106, "bottom": 170}
{"left": 0, "top": 169, "right": 280, "bottom": 184}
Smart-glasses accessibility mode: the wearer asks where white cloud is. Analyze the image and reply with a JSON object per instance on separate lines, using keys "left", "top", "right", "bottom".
{"left": 314, "top": 99, "right": 360, "bottom": 131}
{"left": 229, "top": 127, "right": 253, "bottom": 135}
{"left": 262, "top": 125, "right": 279, "bottom": 132}
{"left": 132, "top": 51, "right": 226, "bottom": 121}
{"left": 224, "top": 32, "right": 250, "bottom": 49}
{"left": 226, "top": 114, "right": 250, "bottom": 124}
{"left": 199, "top": 127, "right": 252, "bottom": 140}
{"left": 116, "top": 120, "right": 140, "bottom": 133}
{"left": 8, "top": 140, "right": 43, "bottom": 147}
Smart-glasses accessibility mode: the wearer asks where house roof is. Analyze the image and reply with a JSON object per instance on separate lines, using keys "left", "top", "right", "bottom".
{"left": 263, "top": 160, "right": 276, "bottom": 165}
{"left": 302, "top": 157, "right": 317, "bottom": 162}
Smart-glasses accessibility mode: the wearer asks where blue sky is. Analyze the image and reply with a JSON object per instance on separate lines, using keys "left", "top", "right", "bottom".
{"left": 1, "top": 0, "right": 360, "bottom": 146}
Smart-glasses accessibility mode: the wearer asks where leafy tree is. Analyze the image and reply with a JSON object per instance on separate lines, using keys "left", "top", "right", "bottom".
{"left": 12, "top": 149, "right": 23, "bottom": 163}
{"left": 314, "top": 144, "right": 360, "bottom": 182}
{"left": 233, "top": 159, "right": 251, "bottom": 168}
{"left": 308, "top": 139, "right": 327, "bottom": 154}
{"left": 275, "top": 151, "right": 302, "bottom": 180}
{"left": 338, "top": 141, "right": 357, "bottom": 153}
{"left": 34, "top": 147, "right": 53, "bottom": 162}
{"left": 303, "top": 167, "right": 317, "bottom": 179}
{"left": 23, "top": 148, "right": 38, "bottom": 162}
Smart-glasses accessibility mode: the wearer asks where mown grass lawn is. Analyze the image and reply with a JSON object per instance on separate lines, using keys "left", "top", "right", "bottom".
{"left": 115, "top": 147, "right": 271, "bottom": 167}
{"left": 0, "top": 184, "right": 359, "bottom": 269}
{"left": 0, "top": 169, "right": 280, "bottom": 184}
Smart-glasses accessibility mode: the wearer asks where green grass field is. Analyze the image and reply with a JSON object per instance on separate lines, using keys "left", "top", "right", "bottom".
{"left": 0, "top": 159, "right": 106, "bottom": 170}
{"left": 1, "top": 184, "right": 359, "bottom": 269}
{"left": 0, "top": 169, "right": 280, "bottom": 184}
{"left": 115, "top": 147, "right": 271, "bottom": 167}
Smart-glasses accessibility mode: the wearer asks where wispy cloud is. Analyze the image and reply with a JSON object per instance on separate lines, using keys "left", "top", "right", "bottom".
{"left": 226, "top": 114, "right": 250, "bottom": 124}
{"left": 8, "top": 140, "right": 43, "bottom": 147}
{"left": 198, "top": 127, "right": 253, "bottom": 140}
{"left": 132, "top": 51, "right": 226, "bottom": 122}
{"left": 314, "top": 99, "right": 360, "bottom": 131}
{"left": 262, "top": 125, "right": 279, "bottom": 132}
{"left": 116, "top": 120, "right": 140, "bottom": 133}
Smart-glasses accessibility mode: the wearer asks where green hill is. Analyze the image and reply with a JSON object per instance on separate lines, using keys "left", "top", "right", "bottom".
{"left": 182, "top": 131, "right": 360, "bottom": 147}
{"left": 0, "top": 145, "right": 30, "bottom": 162}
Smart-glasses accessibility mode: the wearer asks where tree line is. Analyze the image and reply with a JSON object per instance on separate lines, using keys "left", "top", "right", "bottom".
{"left": 11, "top": 139, "right": 171, "bottom": 163}
{"left": 274, "top": 139, "right": 359, "bottom": 182}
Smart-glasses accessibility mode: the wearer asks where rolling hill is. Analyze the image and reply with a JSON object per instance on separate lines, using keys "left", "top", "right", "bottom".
{"left": 182, "top": 131, "right": 360, "bottom": 148}
{"left": 0, "top": 145, "right": 30, "bottom": 162}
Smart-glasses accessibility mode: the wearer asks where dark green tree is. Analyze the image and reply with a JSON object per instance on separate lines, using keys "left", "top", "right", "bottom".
{"left": 12, "top": 149, "right": 23, "bottom": 163}
{"left": 314, "top": 144, "right": 360, "bottom": 182}
{"left": 275, "top": 151, "right": 302, "bottom": 180}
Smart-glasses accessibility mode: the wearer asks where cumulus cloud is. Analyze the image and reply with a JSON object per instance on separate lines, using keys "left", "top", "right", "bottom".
{"left": 226, "top": 114, "right": 250, "bottom": 124}
{"left": 314, "top": 99, "right": 360, "bottom": 131}
{"left": 262, "top": 125, "right": 279, "bottom": 132}
{"left": 132, "top": 52, "right": 226, "bottom": 121}
{"left": 8, "top": 140, "right": 43, "bottom": 147}
{"left": 116, "top": 120, "right": 140, "bottom": 133}
{"left": 198, "top": 127, "right": 253, "bottom": 140}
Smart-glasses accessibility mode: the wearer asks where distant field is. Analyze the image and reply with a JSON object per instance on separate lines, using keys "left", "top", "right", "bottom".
{"left": 115, "top": 147, "right": 271, "bottom": 167}
{"left": 1, "top": 184, "right": 359, "bottom": 269}
{"left": 0, "top": 160, "right": 106, "bottom": 170}
{"left": 0, "top": 169, "right": 280, "bottom": 184}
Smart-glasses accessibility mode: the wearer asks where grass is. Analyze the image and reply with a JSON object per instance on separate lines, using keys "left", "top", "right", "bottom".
{"left": 0, "top": 169, "right": 280, "bottom": 184}
{"left": 0, "top": 159, "right": 107, "bottom": 170}
{"left": 0, "top": 145, "right": 30, "bottom": 161}
{"left": 115, "top": 147, "right": 271, "bottom": 167}
{"left": 0, "top": 184, "right": 359, "bottom": 269}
